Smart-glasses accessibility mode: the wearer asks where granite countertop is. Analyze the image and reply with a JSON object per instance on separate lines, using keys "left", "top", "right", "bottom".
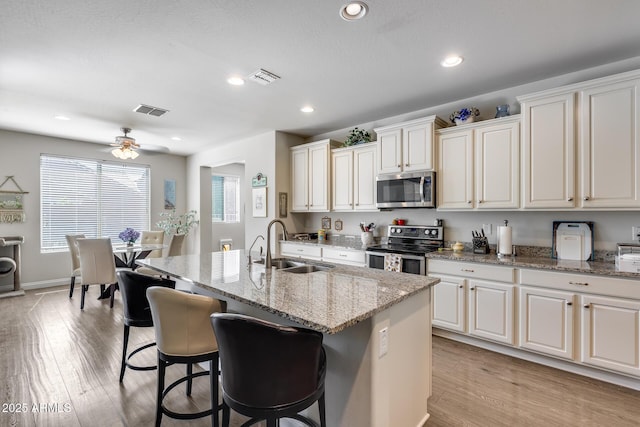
{"left": 138, "top": 249, "right": 439, "bottom": 334}
{"left": 426, "top": 251, "right": 640, "bottom": 280}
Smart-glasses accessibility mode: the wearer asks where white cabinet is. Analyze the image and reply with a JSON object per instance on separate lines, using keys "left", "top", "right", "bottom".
{"left": 580, "top": 294, "right": 640, "bottom": 377}
{"left": 468, "top": 280, "right": 515, "bottom": 345}
{"left": 429, "top": 260, "right": 515, "bottom": 345}
{"left": 331, "top": 143, "right": 377, "bottom": 211}
{"left": 279, "top": 242, "right": 322, "bottom": 260}
{"left": 518, "top": 70, "right": 640, "bottom": 210}
{"left": 579, "top": 78, "right": 640, "bottom": 208}
{"left": 437, "top": 116, "right": 520, "bottom": 209}
{"left": 520, "top": 92, "right": 576, "bottom": 208}
{"left": 375, "top": 115, "right": 446, "bottom": 174}
{"left": 290, "top": 139, "right": 341, "bottom": 212}
{"left": 519, "top": 286, "right": 575, "bottom": 360}
{"left": 432, "top": 275, "right": 466, "bottom": 332}
{"left": 322, "top": 247, "right": 366, "bottom": 267}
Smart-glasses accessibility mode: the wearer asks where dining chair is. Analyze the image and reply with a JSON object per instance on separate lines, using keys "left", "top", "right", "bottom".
{"left": 116, "top": 270, "right": 175, "bottom": 383}
{"left": 167, "top": 234, "right": 185, "bottom": 256}
{"left": 135, "top": 230, "right": 165, "bottom": 277}
{"left": 210, "top": 313, "right": 327, "bottom": 427}
{"left": 146, "top": 286, "right": 226, "bottom": 427}
{"left": 76, "top": 238, "right": 119, "bottom": 309}
{"left": 65, "top": 233, "right": 85, "bottom": 298}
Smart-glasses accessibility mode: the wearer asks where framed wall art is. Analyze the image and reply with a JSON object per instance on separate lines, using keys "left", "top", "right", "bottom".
{"left": 164, "top": 179, "right": 176, "bottom": 209}
{"left": 252, "top": 187, "right": 267, "bottom": 217}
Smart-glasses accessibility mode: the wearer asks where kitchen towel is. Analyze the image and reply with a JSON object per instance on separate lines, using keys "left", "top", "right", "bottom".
{"left": 384, "top": 253, "right": 402, "bottom": 272}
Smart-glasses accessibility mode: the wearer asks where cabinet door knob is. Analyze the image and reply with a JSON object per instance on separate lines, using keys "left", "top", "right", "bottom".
{"left": 583, "top": 196, "right": 590, "bottom": 201}
{"left": 470, "top": 287, "right": 475, "bottom": 291}
{"left": 584, "top": 304, "right": 590, "bottom": 308}
{"left": 566, "top": 301, "right": 572, "bottom": 306}
{"left": 397, "top": 164, "right": 401, "bottom": 168}
{"left": 405, "top": 163, "right": 409, "bottom": 166}
{"left": 467, "top": 200, "right": 472, "bottom": 204}
{"left": 567, "top": 197, "right": 573, "bottom": 202}
{"left": 478, "top": 200, "right": 483, "bottom": 204}
{"left": 458, "top": 285, "right": 463, "bottom": 289}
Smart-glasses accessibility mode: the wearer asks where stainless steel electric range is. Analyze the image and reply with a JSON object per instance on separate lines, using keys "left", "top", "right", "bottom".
{"left": 365, "top": 225, "right": 444, "bottom": 275}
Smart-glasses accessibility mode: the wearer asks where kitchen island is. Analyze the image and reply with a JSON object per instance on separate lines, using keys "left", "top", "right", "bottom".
{"left": 138, "top": 250, "right": 440, "bottom": 427}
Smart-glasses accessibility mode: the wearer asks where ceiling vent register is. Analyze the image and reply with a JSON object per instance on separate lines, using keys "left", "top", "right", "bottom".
{"left": 133, "top": 104, "right": 169, "bottom": 117}
{"left": 247, "top": 69, "right": 280, "bottom": 86}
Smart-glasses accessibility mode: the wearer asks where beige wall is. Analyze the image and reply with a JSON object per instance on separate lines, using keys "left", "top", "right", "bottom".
{"left": 0, "top": 130, "right": 187, "bottom": 289}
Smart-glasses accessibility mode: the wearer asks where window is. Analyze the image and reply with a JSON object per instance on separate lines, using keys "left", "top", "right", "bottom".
{"left": 40, "top": 154, "right": 150, "bottom": 251}
{"left": 212, "top": 175, "right": 240, "bottom": 223}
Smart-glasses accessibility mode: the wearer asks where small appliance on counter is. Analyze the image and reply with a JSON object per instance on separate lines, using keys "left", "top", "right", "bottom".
{"left": 552, "top": 221, "right": 594, "bottom": 261}
{"left": 616, "top": 243, "right": 640, "bottom": 272}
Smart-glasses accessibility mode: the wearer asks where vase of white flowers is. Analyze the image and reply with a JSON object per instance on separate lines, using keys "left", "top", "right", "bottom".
{"left": 449, "top": 107, "right": 480, "bottom": 125}
{"left": 156, "top": 209, "right": 199, "bottom": 236}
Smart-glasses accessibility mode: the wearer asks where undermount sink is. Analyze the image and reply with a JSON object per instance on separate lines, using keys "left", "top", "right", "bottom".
{"left": 252, "top": 257, "right": 334, "bottom": 273}
{"left": 280, "top": 264, "right": 332, "bottom": 274}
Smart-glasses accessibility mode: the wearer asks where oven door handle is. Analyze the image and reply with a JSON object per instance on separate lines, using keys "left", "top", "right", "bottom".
{"left": 419, "top": 176, "right": 425, "bottom": 204}
{"left": 366, "top": 252, "right": 426, "bottom": 261}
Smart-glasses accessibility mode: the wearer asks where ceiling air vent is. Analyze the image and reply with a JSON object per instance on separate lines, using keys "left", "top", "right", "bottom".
{"left": 134, "top": 104, "right": 169, "bottom": 117}
{"left": 247, "top": 68, "right": 280, "bottom": 86}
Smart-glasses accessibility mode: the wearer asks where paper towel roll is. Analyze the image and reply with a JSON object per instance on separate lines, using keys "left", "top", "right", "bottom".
{"left": 498, "top": 226, "right": 512, "bottom": 255}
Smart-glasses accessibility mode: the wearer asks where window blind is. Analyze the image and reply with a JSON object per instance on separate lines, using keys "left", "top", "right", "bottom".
{"left": 212, "top": 175, "right": 240, "bottom": 223}
{"left": 40, "top": 154, "right": 150, "bottom": 251}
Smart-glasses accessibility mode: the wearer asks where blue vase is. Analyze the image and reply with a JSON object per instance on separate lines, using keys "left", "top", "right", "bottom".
{"left": 495, "top": 104, "right": 510, "bottom": 118}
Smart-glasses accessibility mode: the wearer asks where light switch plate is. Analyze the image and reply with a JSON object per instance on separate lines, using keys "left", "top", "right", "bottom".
{"left": 379, "top": 327, "right": 388, "bottom": 357}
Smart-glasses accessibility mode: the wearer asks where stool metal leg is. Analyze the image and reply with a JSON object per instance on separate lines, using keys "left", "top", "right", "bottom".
{"left": 155, "top": 358, "right": 166, "bottom": 427}
{"left": 186, "top": 363, "right": 193, "bottom": 396}
{"left": 119, "top": 325, "right": 130, "bottom": 382}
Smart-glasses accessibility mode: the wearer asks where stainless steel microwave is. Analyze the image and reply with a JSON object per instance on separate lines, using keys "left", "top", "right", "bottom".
{"left": 375, "top": 171, "right": 436, "bottom": 209}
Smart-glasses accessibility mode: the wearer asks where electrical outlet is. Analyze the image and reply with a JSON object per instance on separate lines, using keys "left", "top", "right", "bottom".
{"left": 482, "top": 224, "right": 492, "bottom": 235}
{"left": 633, "top": 226, "right": 640, "bottom": 241}
{"left": 379, "top": 327, "right": 388, "bottom": 357}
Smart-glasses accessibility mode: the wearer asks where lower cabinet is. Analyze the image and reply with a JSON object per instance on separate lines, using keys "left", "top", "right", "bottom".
{"left": 580, "top": 294, "right": 640, "bottom": 377}
{"left": 279, "top": 242, "right": 322, "bottom": 260}
{"left": 519, "top": 286, "right": 575, "bottom": 360}
{"left": 430, "top": 259, "right": 640, "bottom": 381}
{"left": 279, "top": 242, "right": 365, "bottom": 266}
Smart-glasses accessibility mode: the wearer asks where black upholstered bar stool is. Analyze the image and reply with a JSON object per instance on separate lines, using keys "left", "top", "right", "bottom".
{"left": 147, "top": 286, "right": 226, "bottom": 427}
{"left": 210, "top": 313, "right": 327, "bottom": 427}
{"left": 116, "top": 270, "right": 175, "bottom": 383}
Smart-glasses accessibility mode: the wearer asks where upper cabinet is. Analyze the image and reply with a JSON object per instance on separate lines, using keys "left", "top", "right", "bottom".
{"left": 290, "top": 139, "right": 341, "bottom": 212}
{"left": 437, "top": 116, "right": 520, "bottom": 210}
{"left": 375, "top": 115, "right": 447, "bottom": 174}
{"left": 518, "top": 69, "right": 640, "bottom": 210}
{"left": 332, "top": 143, "right": 378, "bottom": 211}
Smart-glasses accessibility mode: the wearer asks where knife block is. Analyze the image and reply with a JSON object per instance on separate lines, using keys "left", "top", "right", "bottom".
{"left": 472, "top": 237, "right": 490, "bottom": 254}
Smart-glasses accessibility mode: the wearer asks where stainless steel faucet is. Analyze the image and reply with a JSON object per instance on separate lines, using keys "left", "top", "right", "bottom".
{"left": 265, "top": 219, "right": 288, "bottom": 268}
{"left": 248, "top": 234, "right": 264, "bottom": 264}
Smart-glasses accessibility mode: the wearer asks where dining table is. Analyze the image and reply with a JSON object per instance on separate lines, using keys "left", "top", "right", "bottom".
{"left": 112, "top": 243, "right": 167, "bottom": 270}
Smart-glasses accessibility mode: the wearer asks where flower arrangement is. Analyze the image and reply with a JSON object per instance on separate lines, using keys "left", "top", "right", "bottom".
{"left": 119, "top": 227, "right": 140, "bottom": 245}
{"left": 156, "top": 209, "right": 199, "bottom": 236}
{"left": 344, "top": 127, "right": 372, "bottom": 146}
{"left": 449, "top": 107, "right": 480, "bottom": 124}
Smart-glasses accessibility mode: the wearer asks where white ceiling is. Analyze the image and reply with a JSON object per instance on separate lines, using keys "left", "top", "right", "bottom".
{"left": 2, "top": 0, "right": 640, "bottom": 156}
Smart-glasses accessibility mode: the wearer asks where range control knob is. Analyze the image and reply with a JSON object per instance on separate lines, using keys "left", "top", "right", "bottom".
{"left": 431, "top": 229, "right": 439, "bottom": 236}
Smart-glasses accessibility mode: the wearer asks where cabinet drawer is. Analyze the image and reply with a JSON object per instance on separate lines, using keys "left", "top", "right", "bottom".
{"left": 280, "top": 242, "right": 322, "bottom": 259}
{"left": 520, "top": 269, "right": 640, "bottom": 299}
{"left": 428, "top": 260, "right": 515, "bottom": 283}
{"left": 322, "top": 247, "right": 366, "bottom": 265}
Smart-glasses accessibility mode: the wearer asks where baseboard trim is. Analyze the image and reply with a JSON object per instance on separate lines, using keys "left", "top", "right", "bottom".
{"left": 433, "top": 328, "right": 640, "bottom": 391}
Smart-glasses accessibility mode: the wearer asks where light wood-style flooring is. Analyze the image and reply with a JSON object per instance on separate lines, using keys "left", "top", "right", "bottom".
{"left": 1, "top": 285, "right": 639, "bottom": 426}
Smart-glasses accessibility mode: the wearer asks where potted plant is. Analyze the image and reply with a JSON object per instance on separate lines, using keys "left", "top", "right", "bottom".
{"left": 156, "top": 209, "right": 200, "bottom": 236}
{"left": 344, "top": 127, "right": 372, "bottom": 146}
{"left": 449, "top": 107, "right": 480, "bottom": 125}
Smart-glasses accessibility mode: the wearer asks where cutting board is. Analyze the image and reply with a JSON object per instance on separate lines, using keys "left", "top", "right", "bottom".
{"left": 552, "top": 221, "right": 594, "bottom": 261}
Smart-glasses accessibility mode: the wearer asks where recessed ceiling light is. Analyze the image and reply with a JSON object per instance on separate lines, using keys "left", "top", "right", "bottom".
{"left": 441, "top": 55, "right": 464, "bottom": 67}
{"left": 171, "top": 136, "right": 182, "bottom": 141}
{"left": 54, "top": 115, "right": 70, "bottom": 121}
{"left": 300, "top": 106, "right": 314, "bottom": 113}
{"left": 227, "top": 76, "right": 245, "bottom": 86}
{"left": 340, "top": 2, "right": 368, "bottom": 21}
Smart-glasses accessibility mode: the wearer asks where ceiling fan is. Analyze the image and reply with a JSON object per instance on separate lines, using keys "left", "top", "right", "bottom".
{"left": 111, "top": 127, "right": 140, "bottom": 159}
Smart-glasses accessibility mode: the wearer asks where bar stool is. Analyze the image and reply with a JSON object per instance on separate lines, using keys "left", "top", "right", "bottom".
{"left": 146, "top": 287, "right": 226, "bottom": 427}
{"left": 210, "top": 313, "right": 327, "bottom": 427}
{"left": 116, "top": 270, "right": 175, "bottom": 383}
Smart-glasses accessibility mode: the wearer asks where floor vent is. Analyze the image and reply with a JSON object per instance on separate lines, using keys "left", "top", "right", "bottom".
{"left": 133, "top": 104, "right": 169, "bottom": 117}
{"left": 247, "top": 69, "right": 280, "bottom": 86}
